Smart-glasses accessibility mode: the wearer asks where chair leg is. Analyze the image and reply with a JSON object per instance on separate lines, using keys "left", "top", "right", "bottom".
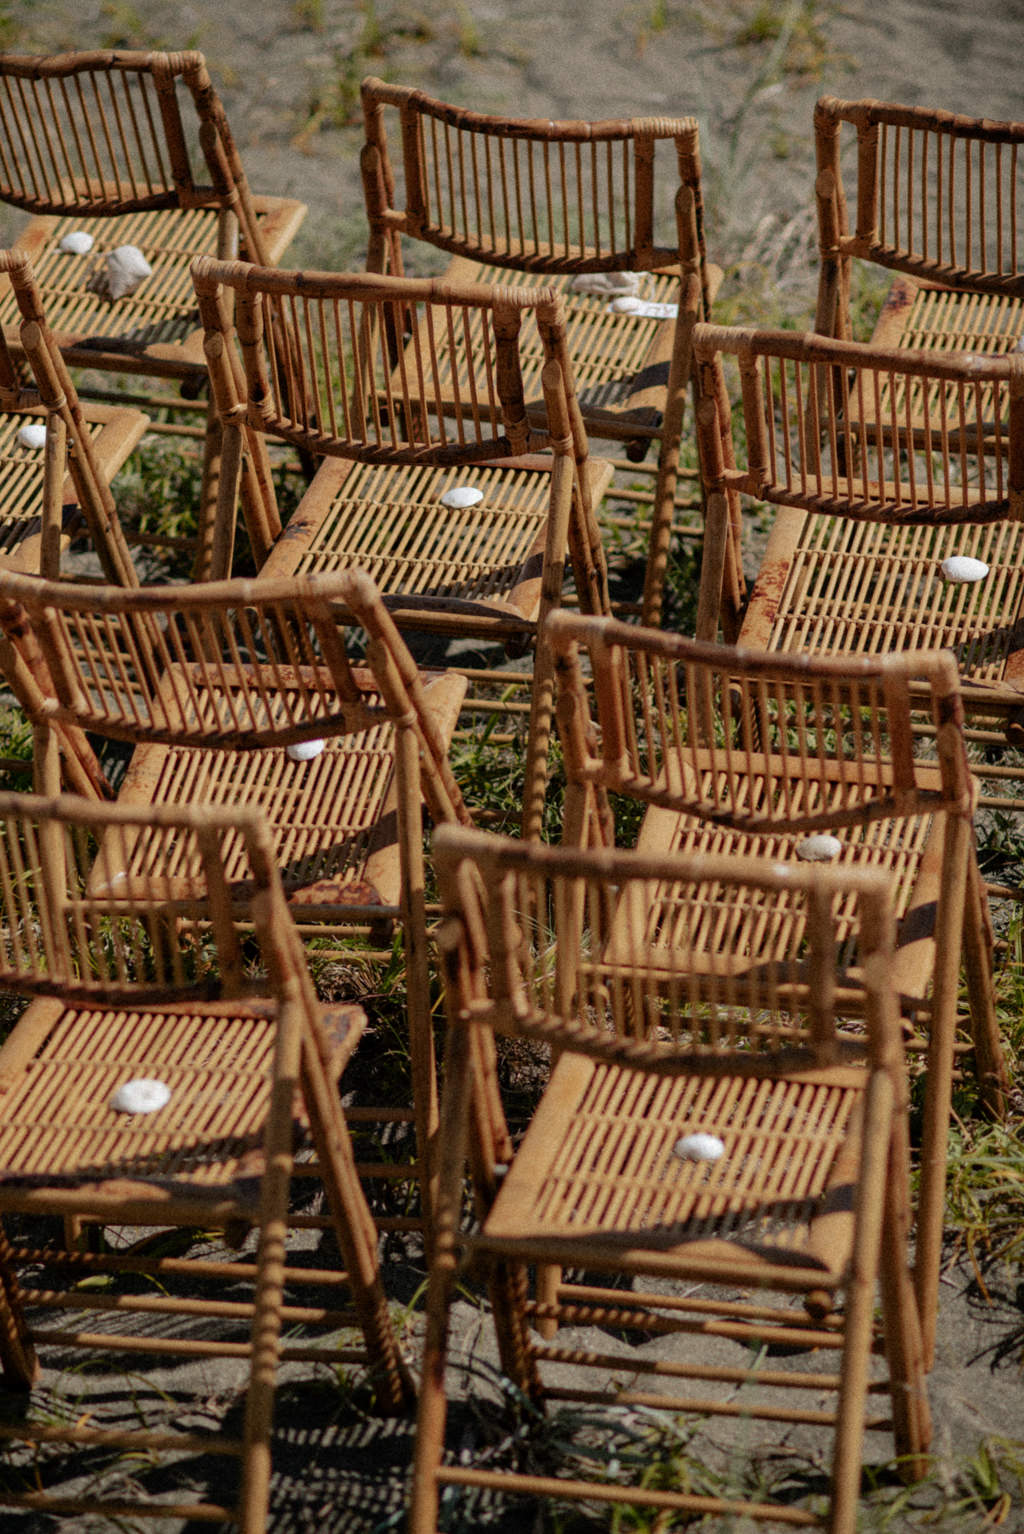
{"left": 962, "top": 856, "right": 1008, "bottom": 1119}
{"left": 0, "top": 1221, "right": 38, "bottom": 1388}
{"left": 194, "top": 397, "right": 225, "bottom": 583}
{"left": 829, "top": 1072, "right": 903, "bottom": 1534}
{"left": 299, "top": 1032, "right": 414, "bottom": 1413}
{"left": 534, "top": 1261, "right": 561, "bottom": 1341}
{"left": 237, "top": 1204, "right": 289, "bottom": 1532}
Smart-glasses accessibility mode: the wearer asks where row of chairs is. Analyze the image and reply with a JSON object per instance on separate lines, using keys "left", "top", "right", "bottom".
{"left": 0, "top": 46, "right": 1017, "bottom": 1532}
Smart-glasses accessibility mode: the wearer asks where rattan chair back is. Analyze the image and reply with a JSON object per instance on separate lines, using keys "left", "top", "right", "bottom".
{"left": 360, "top": 78, "right": 714, "bottom": 622}
{"left": 550, "top": 608, "right": 972, "bottom": 856}
{"left": 692, "top": 323, "right": 1024, "bottom": 649}
{"left": 815, "top": 96, "right": 1024, "bottom": 340}
{"left": 0, "top": 566, "right": 465, "bottom": 806}
{"left": 360, "top": 80, "right": 708, "bottom": 290}
{"left": 0, "top": 791, "right": 409, "bottom": 1527}
{"left": 0, "top": 50, "right": 271, "bottom": 273}
{"left": 411, "top": 824, "right": 928, "bottom": 1534}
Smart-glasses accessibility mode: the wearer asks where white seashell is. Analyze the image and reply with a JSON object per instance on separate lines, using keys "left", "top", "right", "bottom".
{"left": 795, "top": 834, "right": 843, "bottom": 863}
{"left": 673, "top": 1132, "right": 725, "bottom": 1163}
{"left": 58, "top": 229, "right": 95, "bottom": 255}
{"left": 610, "top": 297, "right": 678, "bottom": 319}
{"left": 110, "top": 1078, "right": 171, "bottom": 1115}
{"left": 16, "top": 422, "right": 47, "bottom": 450}
{"left": 440, "top": 485, "right": 484, "bottom": 510}
{"left": 940, "top": 555, "right": 989, "bottom": 584}
{"left": 86, "top": 244, "right": 152, "bottom": 302}
{"left": 286, "top": 738, "right": 326, "bottom": 762}
{"left": 570, "top": 270, "right": 641, "bottom": 297}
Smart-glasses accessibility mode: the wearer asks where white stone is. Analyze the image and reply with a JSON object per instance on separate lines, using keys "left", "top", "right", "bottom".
{"left": 58, "top": 229, "right": 94, "bottom": 255}
{"left": 440, "top": 485, "right": 484, "bottom": 509}
{"left": 16, "top": 422, "right": 47, "bottom": 450}
{"left": 609, "top": 296, "right": 678, "bottom": 318}
{"left": 795, "top": 834, "right": 843, "bottom": 862}
{"left": 570, "top": 270, "right": 641, "bottom": 297}
{"left": 286, "top": 738, "right": 326, "bottom": 762}
{"left": 87, "top": 244, "right": 152, "bottom": 301}
{"left": 673, "top": 1132, "right": 725, "bottom": 1163}
{"left": 940, "top": 555, "right": 990, "bottom": 584}
{"left": 110, "top": 1078, "right": 171, "bottom": 1115}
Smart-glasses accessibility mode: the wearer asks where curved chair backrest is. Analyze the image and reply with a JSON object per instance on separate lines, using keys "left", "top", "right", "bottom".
{"left": 0, "top": 49, "right": 270, "bottom": 263}
{"left": 360, "top": 77, "right": 709, "bottom": 297}
{"left": 0, "top": 565, "right": 469, "bottom": 832}
{"left": 815, "top": 96, "right": 1024, "bottom": 315}
{"left": 547, "top": 609, "right": 974, "bottom": 968}
{"left": 435, "top": 821, "right": 902, "bottom": 1074}
{"left": 0, "top": 789, "right": 287, "bottom": 1006}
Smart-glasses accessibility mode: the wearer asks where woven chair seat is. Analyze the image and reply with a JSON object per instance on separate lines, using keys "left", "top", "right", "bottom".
{"left": 739, "top": 512, "right": 1024, "bottom": 689}
{"left": 3, "top": 200, "right": 304, "bottom": 375}
{"left": 872, "top": 275, "right": 1024, "bottom": 357}
{"left": 267, "top": 458, "right": 615, "bottom": 624}
{"left": 0, "top": 998, "right": 363, "bottom": 1199}
{"left": 406, "top": 255, "right": 683, "bottom": 437}
{"left": 99, "top": 667, "right": 465, "bottom": 912}
{"left": 0, "top": 402, "right": 144, "bottom": 569}
{"left": 481, "top": 1050, "right": 863, "bottom": 1287}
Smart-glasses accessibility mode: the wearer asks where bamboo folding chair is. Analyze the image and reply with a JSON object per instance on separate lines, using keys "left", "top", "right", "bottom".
{"left": 0, "top": 50, "right": 306, "bottom": 576}
{"left": 691, "top": 326, "right": 1024, "bottom": 732}
{"left": 547, "top": 610, "right": 1008, "bottom": 1368}
{"left": 0, "top": 567, "right": 471, "bottom": 1227}
{"left": 413, "top": 826, "right": 930, "bottom": 1534}
{"left": 0, "top": 249, "right": 144, "bottom": 583}
{"left": 0, "top": 791, "right": 411, "bottom": 1528}
{"left": 193, "top": 260, "right": 614, "bottom": 838}
{"left": 814, "top": 97, "right": 1024, "bottom": 360}
{"left": 360, "top": 78, "right": 718, "bottom": 623}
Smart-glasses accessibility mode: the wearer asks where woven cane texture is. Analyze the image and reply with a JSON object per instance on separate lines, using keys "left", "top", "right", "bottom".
{"left": 0, "top": 1005, "right": 285, "bottom": 1191}
{"left": 0, "top": 51, "right": 304, "bottom": 371}
{"left": 815, "top": 99, "right": 1024, "bottom": 353}
{"left": 0, "top": 791, "right": 411, "bottom": 1526}
{"left": 285, "top": 461, "right": 554, "bottom": 615}
{"left": 488, "top": 1059, "right": 859, "bottom": 1277}
{"left": 412, "top": 827, "right": 927, "bottom": 1534}
{"left": 0, "top": 208, "right": 250, "bottom": 362}
{"left": 194, "top": 262, "right": 611, "bottom": 624}
{"left": 692, "top": 326, "right": 1024, "bottom": 699}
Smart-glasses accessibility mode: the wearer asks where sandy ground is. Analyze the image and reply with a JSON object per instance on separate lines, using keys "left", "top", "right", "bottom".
{"left": 1, "top": 0, "right": 1023, "bottom": 1528}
